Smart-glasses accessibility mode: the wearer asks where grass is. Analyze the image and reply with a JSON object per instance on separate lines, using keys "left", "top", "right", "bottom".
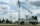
{"left": 0, "top": 24, "right": 40, "bottom": 26}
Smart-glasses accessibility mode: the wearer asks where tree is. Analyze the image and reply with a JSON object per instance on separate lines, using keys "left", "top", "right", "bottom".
{"left": 6, "top": 19, "right": 9, "bottom": 23}
{"left": 32, "top": 16, "right": 37, "bottom": 20}
{"left": 0, "top": 19, "right": 1, "bottom": 23}
{"left": 32, "top": 16, "right": 35, "bottom": 20}
{"left": 1, "top": 19, "right": 5, "bottom": 23}
{"left": 14, "top": 21, "right": 18, "bottom": 24}
{"left": 35, "top": 16, "right": 37, "bottom": 20}
{"left": 6, "top": 19, "right": 12, "bottom": 24}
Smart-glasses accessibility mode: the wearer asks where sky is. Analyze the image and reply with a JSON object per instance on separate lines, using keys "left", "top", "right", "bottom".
{"left": 0, "top": 0, "right": 40, "bottom": 22}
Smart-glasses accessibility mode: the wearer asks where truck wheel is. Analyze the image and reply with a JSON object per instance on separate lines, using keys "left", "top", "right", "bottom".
{"left": 20, "top": 21, "right": 24, "bottom": 25}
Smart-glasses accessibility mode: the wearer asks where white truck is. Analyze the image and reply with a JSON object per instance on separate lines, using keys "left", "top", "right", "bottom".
{"left": 29, "top": 16, "right": 38, "bottom": 24}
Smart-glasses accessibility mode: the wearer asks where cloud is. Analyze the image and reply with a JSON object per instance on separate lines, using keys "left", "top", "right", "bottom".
{"left": 38, "top": 17, "right": 40, "bottom": 22}
{"left": 0, "top": 0, "right": 19, "bottom": 22}
{"left": 0, "top": 4, "right": 10, "bottom": 15}
{"left": 17, "top": 8, "right": 22, "bottom": 11}
{"left": 36, "top": 13, "right": 40, "bottom": 17}
{"left": 25, "top": 0, "right": 29, "bottom": 3}
{"left": 0, "top": 0, "right": 18, "bottom": 5}
{"left": 0, "top": 1, "right": 8, "bottom": 5}
{"left": 0, "top": 0, "right": 40, "bottom": 22}
{"left": 31, "top": 9, "right": 40, "bottom": 14}
{"left": 6, "top": 9, "right": 30, "bottom": 21}
{"left": 29, "top": 0, "right": 40, "bottom": 7}
{"left": 20, "top": 0, "right": 25, "bottom": 2}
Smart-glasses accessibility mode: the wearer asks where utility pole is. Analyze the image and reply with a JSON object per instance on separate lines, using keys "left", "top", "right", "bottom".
{"left": 10, "top": 10, "right": 12, "bottom": 21}
{"left": 17, "top": 0, "right": 32, "bottom": 25}
{"left": 18, "top": 0, "right": 21, "bottom": 26}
